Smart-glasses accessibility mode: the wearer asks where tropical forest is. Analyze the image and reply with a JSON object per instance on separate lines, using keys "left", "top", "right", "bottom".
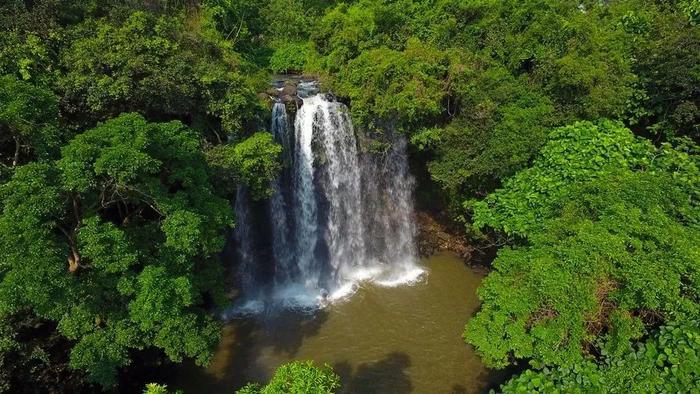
{"left": 0, "top": 0, "right": 699, "bottom": 393}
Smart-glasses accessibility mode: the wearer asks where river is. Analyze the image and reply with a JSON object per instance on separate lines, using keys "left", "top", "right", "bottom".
{"left": 173, "top": 252, "right": 500, "bottom": 393}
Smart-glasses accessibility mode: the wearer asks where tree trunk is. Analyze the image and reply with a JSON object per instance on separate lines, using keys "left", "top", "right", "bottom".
{"left": 12, "top": 136, "right": 20, "bottom": 167}
{"left": 67, "top": 249, "right": 80, "bottom": 273}
{"left": 68, "top": 196, "right": 82, "bottom": 273}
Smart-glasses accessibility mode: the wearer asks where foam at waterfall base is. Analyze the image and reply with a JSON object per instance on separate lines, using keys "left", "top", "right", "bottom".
{"left": 373, "top": 265, "right": 426, "bottom": 287}
{"left": 272, "top": 283, "right": 327, "bottom": 310}
{"left": 273, "top": 263, "right": 427, "bottom": 308}
{"left": 220, "top": 298, "right": 265, "bottom": 319}
{"left": 222, "top": 263, "right": 426, "bottom": 319}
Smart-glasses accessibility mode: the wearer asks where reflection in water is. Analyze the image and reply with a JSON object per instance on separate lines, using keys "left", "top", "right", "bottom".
{"left": 173, "top": 253, "right": 499, "bottom": 393}
{"left": 333, "top": 353, "right": 413, "bottom": 394}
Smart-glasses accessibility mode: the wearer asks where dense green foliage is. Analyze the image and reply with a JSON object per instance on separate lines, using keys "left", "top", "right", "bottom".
{"left": 471, "top": 120, "right": 655, "bottom": 237}
{"left": 499, "top": 320, "right": 700, "bottom": 393}
{"left": 206, "top": 132, "right": 283, "bottom": 199}
{"left": 1, "top": 0, "right": 699, "bottom": 392}
{"left": 0, "top": 76, "right": 59, "bottom": 174}
{"left": 0, "top": 113, "right": 232, "bottom": 386}
{"left": 0, "top": 1, "right": 282, "bottom": 391}
{"left": 237, "top": 361, "right": 341, "bottom": 394}
{"left": 60, "top": 8, "right": 262, "bottom": 137}
{"left": 295, "top": 0, "right": 700, "bottom": 205}
{"left": 466, "top": 121, "right": 699, "bottom": 369}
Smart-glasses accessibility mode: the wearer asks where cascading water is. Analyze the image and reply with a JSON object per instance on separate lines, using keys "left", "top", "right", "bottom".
{"left": 232, "top": 186, "right": 264, "bottom": 313}
{"left": 292, "top": 95, "right": 322, "bottom": 292}
{"left": 231, "top": 83, "right": 423, "bottom": 313}
{"left": 268, "top": 102, "right": 295, "bottom": 285}
{"left": 317, "top": 97, "right": 367, "bottom": 289}
{"left": 360, "top": 135, "right": 422, "bottom": 286}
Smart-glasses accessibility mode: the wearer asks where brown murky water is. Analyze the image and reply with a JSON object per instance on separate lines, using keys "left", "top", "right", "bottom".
{"left": 173, "top": 253, "right": 499, "bottom": 393}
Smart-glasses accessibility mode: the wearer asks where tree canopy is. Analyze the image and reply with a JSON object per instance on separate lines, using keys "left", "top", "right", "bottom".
{"left": 0, "top": 113, "right": 235, "bottom": 386}
{"left": 466, "top": 120, "right": 699, "bottom": 386}
{"left": 0, "top": 0, "right": 699, "bottom": 392}
{"left": 0, "top": 75, "right": 60, "bottom": 172}
{"left": 499, "top": 320, "right": 700, "bottom": 393}
{"left": 0, "top": 2, "right": 283, "bottom": 390}
{"left": 237, "top": 361, "right": 341, "bottom": 394}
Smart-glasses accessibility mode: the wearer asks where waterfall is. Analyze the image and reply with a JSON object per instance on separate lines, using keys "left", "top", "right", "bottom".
{"left": 269, "top": 102, "right": 295, "bottom": 285}
{"left": 231, "top": 87, "right": 422, "bottom": 313}
{"left": 233, "top": 186, "right": 257, "bottom": 302}
{"left": 360, "top": 136, "right": 421, "bottom": 285}
{"left": 292, "top": 95, "right": 321, "bottom": 291}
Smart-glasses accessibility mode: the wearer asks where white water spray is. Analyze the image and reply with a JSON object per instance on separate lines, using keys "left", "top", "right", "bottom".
{"left": 231, "top": 87, "right": 423, "bottom": 314}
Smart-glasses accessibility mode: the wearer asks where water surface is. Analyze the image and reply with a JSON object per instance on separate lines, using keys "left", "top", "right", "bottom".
{"left": 175, "top": 253, "right": 498, "bottom": 393}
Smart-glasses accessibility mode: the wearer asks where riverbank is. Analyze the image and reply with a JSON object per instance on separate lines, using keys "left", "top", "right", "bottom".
{"left": 415, "top": 210, "right": 473, "bottom": 261}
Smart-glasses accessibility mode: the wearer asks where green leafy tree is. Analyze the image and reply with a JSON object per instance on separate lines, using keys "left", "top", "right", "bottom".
{"left": 681, "top": 0, "right": 700, "bottom": 26}
{"left": 0, "top": 0, "right": 62, "bottom": 84}
{"left": 269, "top": 42, "right": 313, "bottom": 74}
{"left": 60, "top": 9, "right": 262, "bottom": 137}
{"left": 466, "top": 120, "right": 700, "bottom": 369}
{"left": 0, "top": 75, "right": 60, "bottom": 171}
{"left": 0, "top": 113, "right": 234, "bottom": 387}
{"left": 237, "top": 361, "right": 341, "bottom": 394}
{"left": 0, "top": 1, "right": 285, "bottom": 392}
{"left": 423, "top": 59, "right": 555, "bottom": 203}
{"left": 498, "top": 320, "right": 700, "bottom": 393}
{"left": 205, "top": 132, "right": 282, "bottom": 200}
{"left": 471, "top": 120, "right": 654, "bottom": 238}
{"left": 331, "top": 38, "right": 448, "bottom": 131}
{"left": 143, "top": 382, "right": 181, "bottom": 394}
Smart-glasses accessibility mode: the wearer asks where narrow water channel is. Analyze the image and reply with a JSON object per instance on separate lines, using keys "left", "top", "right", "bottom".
{"left": 174, "top": 253, "right": 499, "bottom": 393}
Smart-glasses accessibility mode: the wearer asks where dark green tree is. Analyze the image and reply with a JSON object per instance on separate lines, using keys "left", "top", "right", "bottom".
{"left": 0, "top": 114, "right": 236, "bottom": 386}
{"left": 59, "top": 8, "right": 263, "bottom": 138}
{"left": 237, "top": 361, "right": 341, "bottom": 394}
{"left": 0, "top": 75, "right": 60, "bottom": 172}
{"left": 625, "top": 4, "right": 700, "bottom": 142}
{"left": 466, "top": 121, "right": 699, "bottom": 370}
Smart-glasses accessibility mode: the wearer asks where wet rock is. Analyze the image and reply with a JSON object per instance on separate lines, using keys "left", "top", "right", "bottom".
{"left": 280, "top": 83, "right": 297, "bottom": 97}
{"left": 263, "top": 77, "right": 320, "bottom": 113}
{"left": 280, "top": 94, "right": 296, "bottom": 103}
{"left": 416, "top": 211, "right": 473, "bottom": 261}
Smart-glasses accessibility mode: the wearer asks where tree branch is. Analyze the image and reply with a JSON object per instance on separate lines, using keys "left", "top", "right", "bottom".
{"left": 12, "top": 136, "right": 20, "bottom": 167}
{"left": 56, "top": 223, "right": 81, "bottom": 274}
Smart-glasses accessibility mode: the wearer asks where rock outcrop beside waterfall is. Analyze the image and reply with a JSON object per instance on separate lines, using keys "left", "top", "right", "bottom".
{"left": 416, "top": 211, "right": 473, "bottom": 260}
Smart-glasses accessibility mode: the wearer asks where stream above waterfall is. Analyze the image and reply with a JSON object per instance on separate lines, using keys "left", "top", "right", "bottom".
{"left": 173, "top": 253, "right": 501, "bottom": 393}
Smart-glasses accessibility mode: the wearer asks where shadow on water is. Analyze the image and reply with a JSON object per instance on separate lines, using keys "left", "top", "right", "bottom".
{"left": 173, "top": 309, "right": 329, "bottom": 393}
{"left": 256, "top": 308, "right": 330, "bottom": 356}
{"left": 451, "top": 384, "right": 467, "bottom": 394}
{"left": 171, "top": 253, "right": 506, "bottom": 393}
{"left": 333, "top": 352, "right": 412, "bottom": 394}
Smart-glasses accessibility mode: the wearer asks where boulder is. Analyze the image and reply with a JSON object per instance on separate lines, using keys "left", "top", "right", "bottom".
{"left": 280, "top": 82, "right": 297, "bottom": 97}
